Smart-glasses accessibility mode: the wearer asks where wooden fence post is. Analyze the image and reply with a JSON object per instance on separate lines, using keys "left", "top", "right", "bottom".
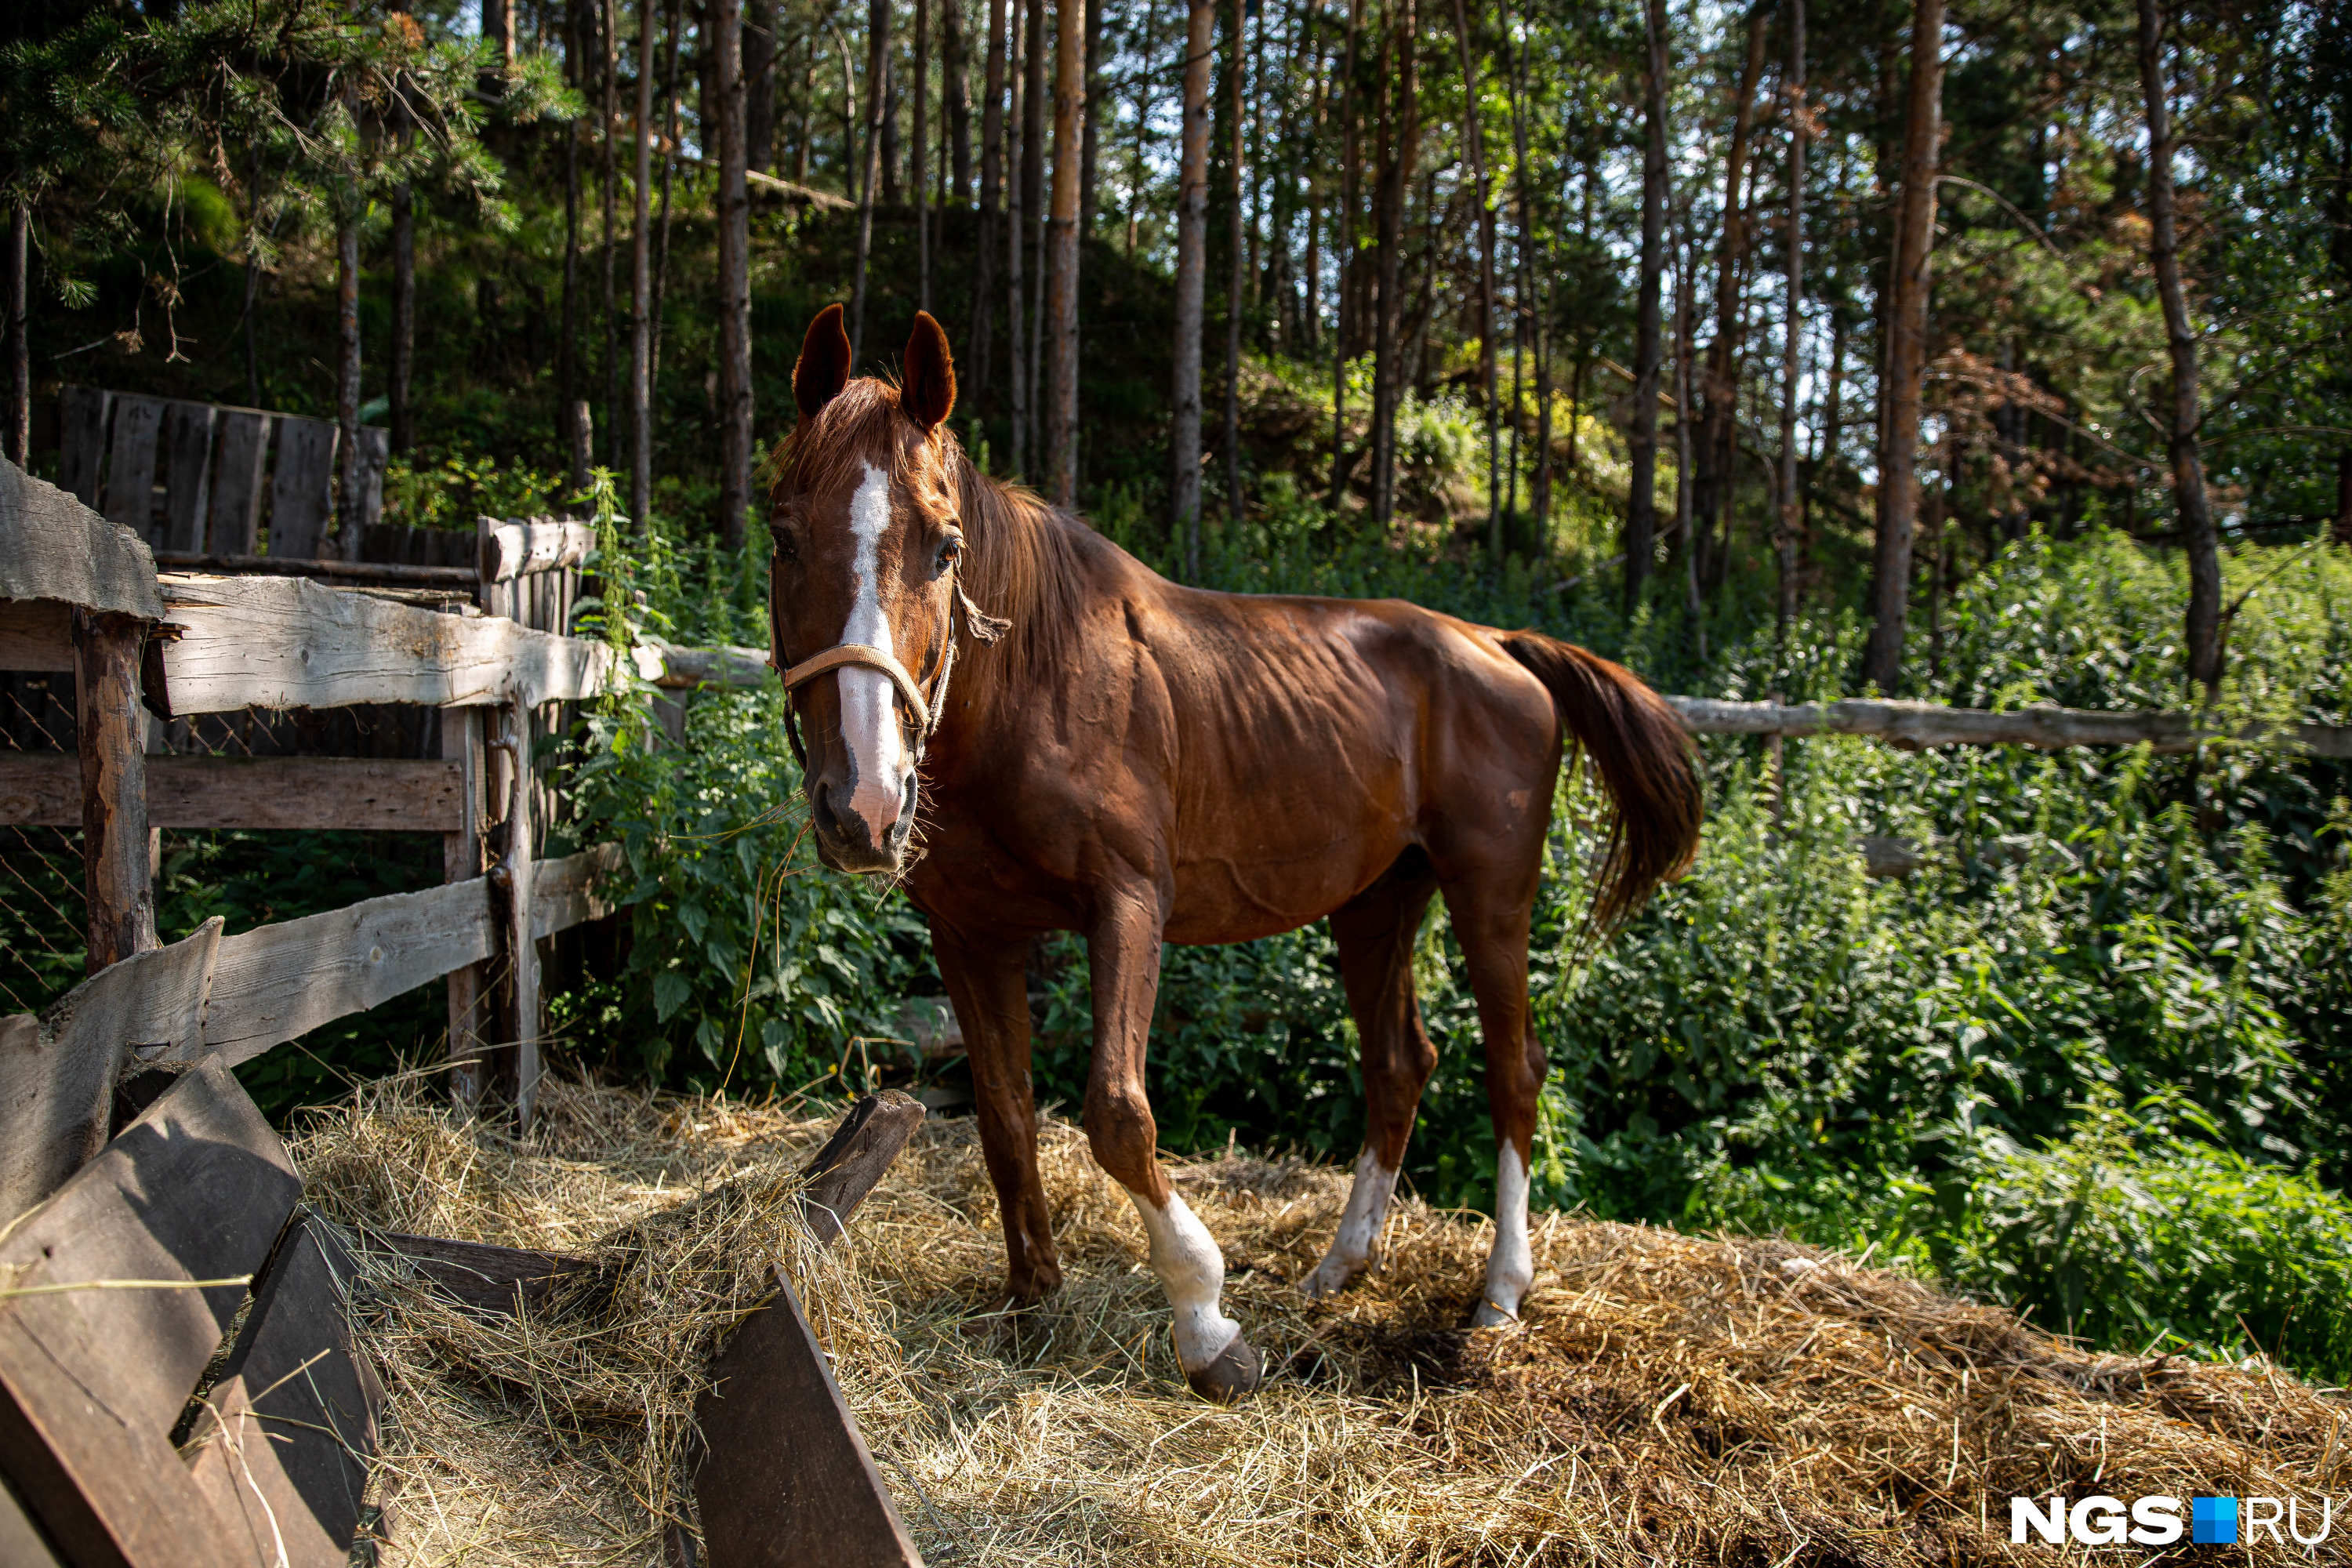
{"left": 443, "top": 705, "right": 490, "bottom": 1109}
{"left": 73, "top": 609, "right": 154, "bottom": 971}
{"left": 488, "top": 695, "right": 539, "bottom": 1131}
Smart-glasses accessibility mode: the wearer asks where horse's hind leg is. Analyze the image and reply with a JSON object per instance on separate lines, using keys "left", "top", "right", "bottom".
{"left": 1439, "top": 869, "right": 1545, "bottom": 1327}
{"left": 1304, "top": 851, "right": 1441, "bottom": 1298}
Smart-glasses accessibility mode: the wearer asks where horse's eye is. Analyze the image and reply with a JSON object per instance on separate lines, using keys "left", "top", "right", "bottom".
{"left": 937, "top": 536, "right": 964, "bottom": 574}
{"left": 771, "top": 528, "right": 798, "bottom": 564}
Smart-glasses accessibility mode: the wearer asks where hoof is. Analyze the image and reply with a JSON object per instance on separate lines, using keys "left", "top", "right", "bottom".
{"left": 1299, "top": 1258, "right": 1364, "bottom": 1300}
{"left": 1470, "top": 1300, "right": 1519, "bottom": 1329}
{"left": 1184, "top": 1333, "right": 1263, "bottom": 1404}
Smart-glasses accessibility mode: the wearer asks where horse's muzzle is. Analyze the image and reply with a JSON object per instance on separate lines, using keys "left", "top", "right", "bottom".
{"left": 811, "top": 774, "right": 916, "bottom": 873}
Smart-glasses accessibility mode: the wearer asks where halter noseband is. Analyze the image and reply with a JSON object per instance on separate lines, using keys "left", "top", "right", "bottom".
{"left": 766, "top": 553, "right": 1005, "bottom": 771}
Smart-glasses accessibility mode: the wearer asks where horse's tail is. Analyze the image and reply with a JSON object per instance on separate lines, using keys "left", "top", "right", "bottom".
{"left": 1498, "top": 632, "right": 1703, "bottom": 933}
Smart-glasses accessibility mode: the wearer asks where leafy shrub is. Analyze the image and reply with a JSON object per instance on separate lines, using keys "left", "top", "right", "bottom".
{"left": 1931, "top": 1090, "right": 2352, "bottom": 1383}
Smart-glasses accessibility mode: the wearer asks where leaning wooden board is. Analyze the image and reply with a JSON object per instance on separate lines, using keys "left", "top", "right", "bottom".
{"left": 0, "top": 1058, "right": 379, "bottom": 1568}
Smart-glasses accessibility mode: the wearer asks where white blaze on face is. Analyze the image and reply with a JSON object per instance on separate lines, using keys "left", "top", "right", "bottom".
{"left": 1472, "top": 1142, "right": 1534, "bottom": 1327}
{"left": 1123, "top": 1186, "right": 1243, "bottom": 1374}
{"left": 1303, "top": 1149, "right": 1399, "bottom": 1297}
{"left": 838, "top": 462, "right": 912, "bottom": 844}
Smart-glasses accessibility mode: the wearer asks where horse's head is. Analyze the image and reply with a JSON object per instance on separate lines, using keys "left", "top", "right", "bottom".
{"left": 768, "top": 304, "right": 964, "bottom": 874}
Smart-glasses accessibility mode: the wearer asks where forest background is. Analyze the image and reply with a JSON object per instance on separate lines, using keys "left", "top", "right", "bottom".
{"left": 3, "top": 0, "right": 2351, "bottom": 1382}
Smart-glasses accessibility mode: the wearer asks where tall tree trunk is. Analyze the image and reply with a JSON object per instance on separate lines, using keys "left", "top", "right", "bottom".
{"left": 484, "top": 0, "right": 516, "bottom": 77}
{"left": 716, "top": 0, "right": 754, "bottom": 546}
{"left": 916, "top": 0, "right": 933, "bottom": 311}
{"left": 387, "top": 14, "right": 416, "bottom": 463}
{"left": 632, "top": 0, "right": 656, "bottom": 526}
{"left": 746, "top": 0, "right": 777, "bottom": 171}
{"left": 851, "top": 0, "right": 889, "bottom": 365}
{"left": 653, "top": 0, "right": 683, "bottom": 382}
{"left": 561, "top": 42, "right": 583, "bottom": 473}
{"left": 1625, "top": 0, "right": 1667, "bottom": 612}
{"left": 1506, "top": 2, "right": 1549, "bottom": 543}
{"left": 1368, "top": 2, "right": 1418, "bottom": 529}
{"left": 1676, "top": 219, "right": 1704, "bottom": 660}
{"left": 1006, "top": 0, "right": 1029, "bottom": 470}
{"left": 1702, "top": 4, "right": 1767, "bottom": 592}
{"left": 1775, "top": 0, "right": 1805, "bottom": 641}
{"left": 1326, "top": 0, "right": 1361, "bottom": 512}
{"left": 1046, "top": 0, "right": 1084, "bottom": 504}
{"left": 336, "top": 211, "right": 362, "bottom": 553}
{"left": 972, "top": 0, "right": 1007, "bottom": 401}
{"left": 1863, "top": 0, "right": 1938, "bottom": 695}
{"left": 2137, "top": 0, "right": 2221, "bottom": 699}
{"left": 1173, "top": 0, "right": 1215, "bottom": 573}
{"left": 883, "top": 56, "right": 902, "bottom": 204}
{"left": 602, "top": 0, "right": 621, "bottom": 460}
{"left": 390, "top": 183, "right": 415, "bottom": 456}
{"left": 1450, "top": 0, "right": 1500, "bottom": 561}
{"left": 947, "top": 0, "right": 974, "bottom": 201}
{"left": 1859, "top": 0, "right": 1942, "bottom": 693}
{"left": 1222, "top": 0, "right": 1247, "bottom": 520}
{"left": 7, "top": 202, "right": 25, "bottom": 466}
{"left": 1080, "top": 0, "right": 1103, "bottom": 230}
{"left": 1022, "top": 0, "right": 1047, "bottom": 466}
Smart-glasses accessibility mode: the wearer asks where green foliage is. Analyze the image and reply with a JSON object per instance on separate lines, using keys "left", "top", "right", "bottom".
{"left": 558, "top": 499, "right": 931, "bottom": 1094}
{"left": 1931, "top": 1091, "right": 2352, "bottom": 1384}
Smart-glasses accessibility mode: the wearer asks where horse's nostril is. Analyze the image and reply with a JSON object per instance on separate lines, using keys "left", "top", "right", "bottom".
{"left": 813, "top": 782, "right": 851, "bottom": 844}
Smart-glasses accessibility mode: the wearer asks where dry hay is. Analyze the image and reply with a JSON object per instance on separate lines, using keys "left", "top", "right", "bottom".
{"left": 292, "top": 1075, "right": 2352, "bottom": 1566}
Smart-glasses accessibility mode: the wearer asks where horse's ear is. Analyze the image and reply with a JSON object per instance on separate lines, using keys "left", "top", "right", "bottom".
{"left": 902, "top": 310, "right": 956, "bottom": 434}
{"left": 793, "top": 303, "right": 852, "bottom": 425}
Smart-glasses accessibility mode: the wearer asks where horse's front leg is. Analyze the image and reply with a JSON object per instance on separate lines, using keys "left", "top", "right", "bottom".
{"left": 933, "top": 917, "right": 1063, "bottom": 1301}
{"left": 1085, "top": 887, "right": 1263, "bottom": 1403}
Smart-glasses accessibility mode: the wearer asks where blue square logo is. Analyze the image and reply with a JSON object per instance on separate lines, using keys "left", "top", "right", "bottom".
{"left": 2193, "top": 1497, "right": 2238, "bottom": 1545}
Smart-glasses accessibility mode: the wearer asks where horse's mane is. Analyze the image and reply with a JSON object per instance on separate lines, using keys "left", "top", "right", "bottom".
{"left": 769, "top": 378, "right": 1084, "bottom": 701}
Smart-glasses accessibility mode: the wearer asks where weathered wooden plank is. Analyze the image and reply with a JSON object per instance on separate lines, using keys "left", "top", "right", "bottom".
{"left": 100, "top": 394, "right": 165, "bottom": 539}
{"left": 644, "top": 640, "right": 771, "bottom": 690}
{"left": 530, "top": 842, "right": 625, "bottom": 941}
{"left": 194, "top": 878, "right": 498, "bottom": 1068}
{"left": 161, "top": 401, "right": 218, "bottom": 554}
{"left": 358, "top": 1229, "right": 597, "bottom": 1317}
{"left": 56, "top": 387, "right": 110, "bottom": 509}
{"left": 799, "top": 1091, "right": 927, "bottom": 1247}
{"left": 267, "top": 416, "right": 337, "bottom": 561}
{"left": 479, "top": 517, "right": 597, "bottom": 583}
{"left": 0, "top": 756, "right": 464, "bottom": 832}
{"left": 694, "top": 1264, "right": 924, "bottom": 1568}
{"left": 184, "top": 1212, "right": 381, "bottom": 1568}
{"left": 0, "top": 918, "right": 221, "bottom": 1225}
{"left": 443, "top": 706, "right": 489, "bottom": 1106}
{"left": 0, "top": 1058, "right": 292, "bottom": 1568}
{"left": 1666, "top": 695, "right": 2352, "bottom": 760}
{"left": 0, "top": 456, "right": 165, "bottom": 619}
{"left": 151, "top": 550, "right": 479, "bottom": 587}
{"left": 158, "top": 573, "right": 613, "bottom": 713}
{"left": 0, "top": 600, "right": 72, "bottom": 672}
{"left": 207, "top": 408, "right": 270, "bottom": 555}
{"left": 74, "top": 609, "right": 154, "bottom": 971}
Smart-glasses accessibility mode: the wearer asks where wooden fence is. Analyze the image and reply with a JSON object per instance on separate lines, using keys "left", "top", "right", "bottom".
{"left": 1, "top": 455, "right": 924, "bottom": 1568}
{"left": 0, "top": 457, "right": 734, "bottom": 1212}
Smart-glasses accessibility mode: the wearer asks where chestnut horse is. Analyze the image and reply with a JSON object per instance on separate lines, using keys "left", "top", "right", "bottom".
{"left": 767, "top": 304, "right": 1701, "bottom": 1402}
